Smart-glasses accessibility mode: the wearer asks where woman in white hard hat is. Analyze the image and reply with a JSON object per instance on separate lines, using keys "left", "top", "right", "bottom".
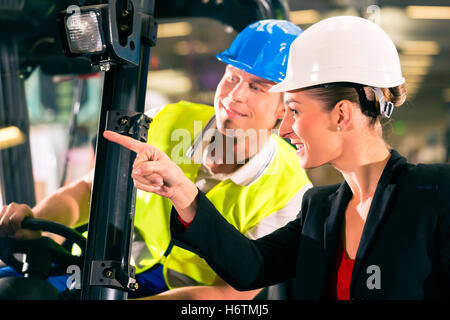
{"left": 103, "top": 16, "right": 450, "bottom": 299}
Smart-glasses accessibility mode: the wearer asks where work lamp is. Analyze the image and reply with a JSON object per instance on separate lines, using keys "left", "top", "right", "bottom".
{"left": 58, "top": 2, "right": 150, "bottom": 66}
{"left": 58, "top": 5, "right": 110, "bottom": 59}
{"left": 64, "top": 10, "right": 106, "bottom": 55}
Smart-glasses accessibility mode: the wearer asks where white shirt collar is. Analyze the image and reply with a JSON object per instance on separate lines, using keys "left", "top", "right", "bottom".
{"left": 187, "top": 115, "right": 276, "bottom": 186}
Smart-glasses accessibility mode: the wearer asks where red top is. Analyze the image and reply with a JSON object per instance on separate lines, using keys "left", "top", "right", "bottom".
{"left": 336, "top": 241, "right": 355, "bottom": 300}
{"left": 324, "top": 240, "right": 355, "bottom": 300}
{"left": 177, "top": 214, "right": 192, "bottom": 228}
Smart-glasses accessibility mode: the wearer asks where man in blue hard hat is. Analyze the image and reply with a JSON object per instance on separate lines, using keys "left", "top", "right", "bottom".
{"left": 0, "top": 20, "right": 312, "bottom": 300}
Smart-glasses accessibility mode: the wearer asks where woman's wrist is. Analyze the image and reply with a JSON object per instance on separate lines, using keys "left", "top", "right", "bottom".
{"left": 170, "top": 180, "right": 199, "bottom": 223}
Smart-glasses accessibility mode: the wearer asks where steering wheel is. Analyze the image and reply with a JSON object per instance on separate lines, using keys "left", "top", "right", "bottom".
{"left": 0, "top": 218, "right": 87, "bottom": 279}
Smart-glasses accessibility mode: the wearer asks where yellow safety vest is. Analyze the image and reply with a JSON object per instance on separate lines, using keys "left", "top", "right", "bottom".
{"left": 133, "top": 101, "right": 311, "bottom": 289}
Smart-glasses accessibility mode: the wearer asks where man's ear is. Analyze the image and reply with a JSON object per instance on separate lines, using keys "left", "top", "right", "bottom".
{"left": 275, "top": 94, "right": 286, "bottom": 120}
{"left": 272, "top": 96, "right": 286, "bottom": 130}
{"left": 276, "top": 105, "right": 286, "bottom": 120}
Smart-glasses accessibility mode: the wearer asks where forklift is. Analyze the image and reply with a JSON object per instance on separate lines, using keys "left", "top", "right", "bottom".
{"left": 0, "top": 0, "right": 290, "bottom": 300}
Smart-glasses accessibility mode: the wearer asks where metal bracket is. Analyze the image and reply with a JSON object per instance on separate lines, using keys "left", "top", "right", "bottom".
{"left": 90, "top": 260, "right": 138, "bottom": 292}
{"left": 106, "top": 110, "right": 152, "bottom": 142}
{"left": 141, "top": 14, "right": 158, "bottom": 47}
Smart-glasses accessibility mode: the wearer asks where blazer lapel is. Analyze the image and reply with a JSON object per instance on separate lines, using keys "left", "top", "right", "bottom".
{"left": 306, "top": 182, "right": 350, "bottom": 299}
{"left": 297, "top": 183, "right": 351, "bottom": 299}
{"left": 350, "top": 150, "right": 406, "bottom": 294}
{"left": 324, "top": 183, "right": 352, "bottom": 253}
{"left": 350, "top": 184, "right": 397, "bottom": 288}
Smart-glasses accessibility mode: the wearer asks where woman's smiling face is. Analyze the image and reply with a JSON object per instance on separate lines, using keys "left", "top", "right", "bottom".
{"left": 279, "top": 89, "right": 342, "bottom": 169}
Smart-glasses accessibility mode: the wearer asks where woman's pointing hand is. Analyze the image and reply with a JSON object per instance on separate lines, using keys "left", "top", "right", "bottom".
{"left": 103, "top": 130, "right": 198, "bottom": 222}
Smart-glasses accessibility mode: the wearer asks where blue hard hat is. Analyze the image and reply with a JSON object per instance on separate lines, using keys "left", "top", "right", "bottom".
{"left": 216, "top": 19, "right": 303, "bottom": 83}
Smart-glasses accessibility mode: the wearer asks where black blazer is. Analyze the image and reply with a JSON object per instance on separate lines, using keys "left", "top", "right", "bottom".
{"left": 171, "top": 150, "right": 450, "bottom": 299}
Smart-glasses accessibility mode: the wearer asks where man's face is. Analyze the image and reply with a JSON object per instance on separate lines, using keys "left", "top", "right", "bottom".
{"left": 214, "top": 65, "right": 283, "bottom": 136}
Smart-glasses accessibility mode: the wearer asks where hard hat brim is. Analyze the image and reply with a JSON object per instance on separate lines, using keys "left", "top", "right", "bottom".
{"left": 217, "top": 52, "right": 283, "bottom": 83}
{"left": 270, "top": 76, "right": 406, "bottom": 93}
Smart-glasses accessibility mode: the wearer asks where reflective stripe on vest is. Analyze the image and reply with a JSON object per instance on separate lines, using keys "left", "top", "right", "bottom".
{"left": 133, "top": 101, "right": 311, "bottom": 289}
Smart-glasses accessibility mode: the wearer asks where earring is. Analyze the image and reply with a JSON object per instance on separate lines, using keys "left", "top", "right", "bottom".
{"left": 337, "top": 126, "right": 342, "bottom": 131}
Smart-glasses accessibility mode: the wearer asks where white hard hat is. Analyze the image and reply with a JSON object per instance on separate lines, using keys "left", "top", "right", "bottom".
{"left": 270, "top": 16, "right": 405, "bottom": 93}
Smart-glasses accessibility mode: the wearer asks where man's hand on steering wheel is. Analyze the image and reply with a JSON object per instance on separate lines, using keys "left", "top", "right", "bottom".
{"left": 0, "top": 203, "right": 41, "bottom": 240}
{"left": 0, "top": 213, "right": 87, "bottom": 280}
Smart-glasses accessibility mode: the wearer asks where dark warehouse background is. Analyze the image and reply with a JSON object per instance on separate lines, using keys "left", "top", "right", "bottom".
{"left": 6, "top": 0, "right": 449, "bottom": 203}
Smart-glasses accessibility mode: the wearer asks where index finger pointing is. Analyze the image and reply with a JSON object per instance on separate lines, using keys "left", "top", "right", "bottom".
{"left": 103, "top": 130, "right": 147, "bottom": 153}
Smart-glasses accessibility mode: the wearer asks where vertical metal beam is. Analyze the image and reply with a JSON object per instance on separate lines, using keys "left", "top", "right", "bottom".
{"left": 446, "top": 101, "right": 450, "bottom": 163}
{"left": 0, "top": 37, "right": 36, "bottom": 207}
{"left": 80, "top": 0, "right": 154, "bottom": 300}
